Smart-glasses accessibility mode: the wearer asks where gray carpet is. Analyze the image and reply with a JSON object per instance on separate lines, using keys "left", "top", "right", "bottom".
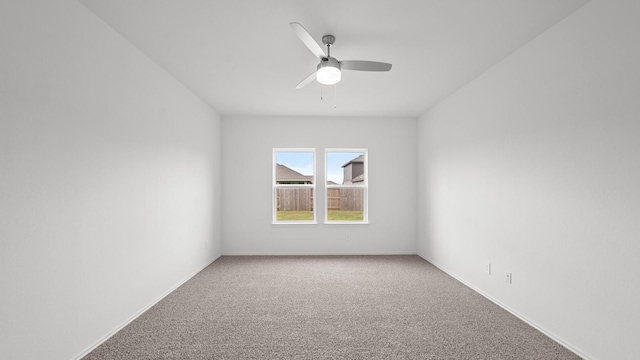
{"left": 84, "top": 255, "right": 580, "bottom": 359}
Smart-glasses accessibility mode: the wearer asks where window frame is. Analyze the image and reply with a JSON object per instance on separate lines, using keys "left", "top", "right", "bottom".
{"left": 324, "top": 148, "right": 369, "bottom": 225}
{"left": 272, "top": 148, "right": 317, "bottom": 225}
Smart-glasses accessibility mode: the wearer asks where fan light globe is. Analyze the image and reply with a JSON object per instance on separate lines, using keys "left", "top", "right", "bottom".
{"left": 317, "top": 65, "right": 341, "bottom": 85}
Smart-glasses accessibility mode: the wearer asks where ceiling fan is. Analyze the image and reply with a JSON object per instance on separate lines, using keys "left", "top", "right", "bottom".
{"left": 290, "top": 22, "right": 392, "bottom": 89}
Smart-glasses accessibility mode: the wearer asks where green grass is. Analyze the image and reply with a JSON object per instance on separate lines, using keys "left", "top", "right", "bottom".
{"left": 277, "top": 211, "right": 314, "bottom": 221}
{"left": 276, "top": 210, "right": 364, "bottom": 221}
{"left": 327, "top": 210, "right": 364, "bottom": 221}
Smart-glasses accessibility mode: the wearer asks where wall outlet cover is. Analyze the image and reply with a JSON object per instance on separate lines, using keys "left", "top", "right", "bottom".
{"left": 505, "top": 272, "right": 512, "bottom": 284}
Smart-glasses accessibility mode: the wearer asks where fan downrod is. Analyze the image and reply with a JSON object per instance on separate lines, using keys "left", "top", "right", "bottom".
{"left": 321, "top": 35, "right": 335, "bottom": 57}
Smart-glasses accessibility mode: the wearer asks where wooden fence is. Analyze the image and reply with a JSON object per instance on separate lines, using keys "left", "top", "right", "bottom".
{"left": 277, "top": 188, "right": 364, "bottom": 211}
{"left": 276, "top": 188, "right": 313, "bottom": 211}
{"left": 327, "top": 188, "right": 364, "bottom": 211}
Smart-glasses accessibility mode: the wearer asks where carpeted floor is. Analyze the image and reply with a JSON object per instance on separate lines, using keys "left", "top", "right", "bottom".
{"left": 84, "top": 255, "right": 580, "bottom": 359}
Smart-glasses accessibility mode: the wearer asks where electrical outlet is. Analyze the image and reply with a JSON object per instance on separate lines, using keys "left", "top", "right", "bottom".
{"left": 485, "top": 262, "right": 491, "bottom": 275}
{"left": 505, "top": 272, "right": 512, "bottom": 284}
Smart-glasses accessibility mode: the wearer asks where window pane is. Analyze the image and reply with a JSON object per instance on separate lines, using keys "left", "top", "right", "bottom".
{"left": 274, "top": 149, "right": 315, "bottom": 223}
{"left": 276, "top": 188, "right": 314, "bottom": 221}
{"left": 326, "top": 152, "right": 365, "bottom": 185}
{"left": 276, "top": 151, "right": 314, "bottom": 184}
{"left": 325, "top": 150, "right": 367, "bottom": 223}
{"left": 326, "top": 187, "right": 364, "bottom": 221}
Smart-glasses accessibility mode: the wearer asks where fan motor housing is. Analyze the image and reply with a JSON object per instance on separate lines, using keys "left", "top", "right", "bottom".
{"left": 318, "top": 56, "right": 341, "bottom": 70}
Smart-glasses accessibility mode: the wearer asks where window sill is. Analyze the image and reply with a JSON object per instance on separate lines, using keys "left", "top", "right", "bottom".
{"left": 323, "top": 221, "right": 369, "bottom": 225}
{"left": 272, "top": 221, "right": 318, "bottom": 226}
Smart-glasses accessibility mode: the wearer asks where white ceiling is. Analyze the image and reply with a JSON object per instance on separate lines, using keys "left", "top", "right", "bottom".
{"left": 81, "top": 0, "right": 588, "bottom": 118}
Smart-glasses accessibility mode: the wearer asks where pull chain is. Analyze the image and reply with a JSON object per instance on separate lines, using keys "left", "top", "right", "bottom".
{"left": 319, "top": 84, "right": 338, "bottom": 107}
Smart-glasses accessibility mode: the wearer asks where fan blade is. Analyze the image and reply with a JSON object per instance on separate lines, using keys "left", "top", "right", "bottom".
{"left": 340, "top": 60, "right": 392, "bottom": 71}
{"left": 290, "top": 22, "right": 326, "bottom": 59}
{"left": 295, "top": 71, "right": 317, "bottom": 89}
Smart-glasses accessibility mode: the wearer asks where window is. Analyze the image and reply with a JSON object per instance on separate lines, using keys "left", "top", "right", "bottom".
{"left": 273, "top": 149, "right": 316, "bottom": 224}
{"left": 325, "top": 149, "right": 368, "bottom": 223}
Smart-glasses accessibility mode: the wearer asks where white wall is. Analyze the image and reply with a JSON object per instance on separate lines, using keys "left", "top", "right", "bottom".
{"left": 417, "top": 0, "right": 640, "bottom": 359}
{"left": 0, "top": 1, "right": 222, "bottom": 359}
{"left": 222, "top": 116, "right": 417, "bottom": 255}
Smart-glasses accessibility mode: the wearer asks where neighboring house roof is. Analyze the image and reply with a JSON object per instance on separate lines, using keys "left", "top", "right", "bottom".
{"left": 341, "top": 154, "right": 364, "bottom": 168}
{"left": 343, "top": 174, "right": 365, "bottom": 185}
{"left": 326, "top": 180, "right": 338, "bottom": 185}
{"left": 276, "top": 163, "right": 313, "bottom": 183}
{"left": 351, "top": 174, "right": 365, "bottom": 183}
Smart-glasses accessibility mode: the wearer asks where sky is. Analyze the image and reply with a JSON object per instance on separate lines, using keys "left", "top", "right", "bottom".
{"left": 276, "top": 151, "right": 314, "bottom": 176}
{"left": 276, "top": 150, "right": 363, "bottom": 184}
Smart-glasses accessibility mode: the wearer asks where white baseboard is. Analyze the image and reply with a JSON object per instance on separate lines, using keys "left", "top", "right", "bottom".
{"left": 221, "top": 251, "right": 417, "bottom": 256}
{"left": 72, "top": 254, "right": 221, "bottom": 360}
{"left": 415, "top": 252, "right": 590, "bottom": 360}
